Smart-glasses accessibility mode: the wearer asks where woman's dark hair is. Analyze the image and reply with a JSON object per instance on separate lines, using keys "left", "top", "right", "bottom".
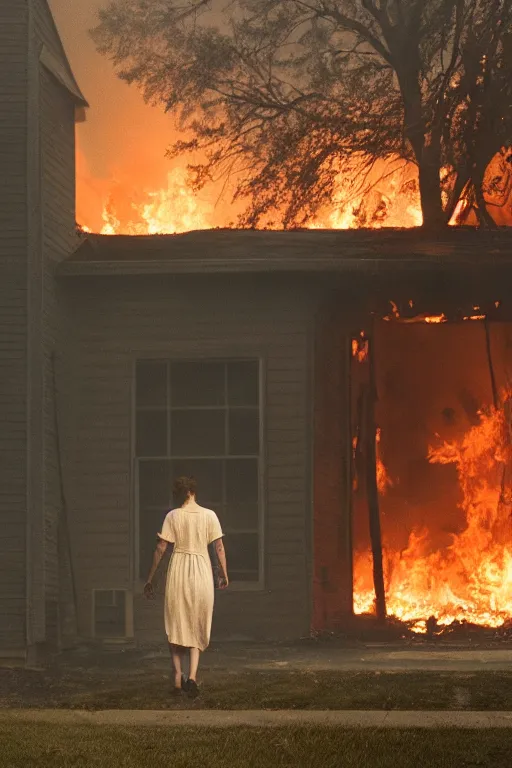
{"left": 172, "top": 476, "right": 197, "bottom": 505}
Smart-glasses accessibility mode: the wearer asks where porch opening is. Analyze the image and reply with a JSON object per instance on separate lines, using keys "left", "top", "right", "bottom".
{"left": 314, "top": 300, "right": 512, "bottom": 638}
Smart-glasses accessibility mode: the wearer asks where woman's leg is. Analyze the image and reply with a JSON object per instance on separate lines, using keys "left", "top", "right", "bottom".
{"left": 189, "top": 647, "right": 201, "bottom": 682}
{"left": 169, "top": 643, "right": 185, "bottom": 688}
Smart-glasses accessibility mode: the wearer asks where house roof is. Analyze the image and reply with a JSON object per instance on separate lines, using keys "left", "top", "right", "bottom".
{"left": 39, "top": 0, "right": 88, "bottom": 113}
{"left": 58, "top": 228, "right": 512, "bottom": 277}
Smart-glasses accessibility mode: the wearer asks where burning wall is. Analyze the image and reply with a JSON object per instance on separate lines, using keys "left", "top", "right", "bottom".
{"left": 353, "top": 320, "right": 512, "bottom": 632}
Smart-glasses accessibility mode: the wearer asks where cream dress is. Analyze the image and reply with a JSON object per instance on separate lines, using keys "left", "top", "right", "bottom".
{"left": 158, "top": 501, "right": 223, "bottom": 651}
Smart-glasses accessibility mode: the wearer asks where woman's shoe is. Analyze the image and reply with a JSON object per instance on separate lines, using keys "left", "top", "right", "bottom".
{"left": 186, "top": 679, "right": 200, "bottom": 698}
{"left": 181, "top": 674, "right": 190, "bottom": 692}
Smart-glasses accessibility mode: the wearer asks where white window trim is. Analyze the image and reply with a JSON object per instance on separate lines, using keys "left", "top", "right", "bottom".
{"left": 132, "top": 355, "right": 266, "bottom": 592}
{"left": 91, "top": 588, "right": 134, "bottom": 640}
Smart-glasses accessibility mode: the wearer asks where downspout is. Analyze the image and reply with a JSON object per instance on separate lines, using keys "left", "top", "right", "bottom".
{"left": 26, "top": 2, "right": 46, "bottom": 657}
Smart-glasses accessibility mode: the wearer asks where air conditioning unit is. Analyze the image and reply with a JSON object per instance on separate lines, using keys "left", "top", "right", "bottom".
{"left": 92, "top": 589, "right": 133, "bottom": 639}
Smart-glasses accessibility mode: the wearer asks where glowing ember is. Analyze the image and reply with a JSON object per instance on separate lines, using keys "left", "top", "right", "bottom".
{"left": 382, "top": 301, "right": 401, "bottom": 322}
{"left": 354, "top": 392, "right": 512, "bottom": 631}
{"left": 352, "top": 333, "right": 369, "bottom": 363}
{"left": 424, "top": 314, "right": 447, "bottom": 324}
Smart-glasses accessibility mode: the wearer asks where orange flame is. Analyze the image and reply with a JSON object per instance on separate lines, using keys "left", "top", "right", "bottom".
{"left": 376, "top": 428, "right": 393, "bottom": 495}
{"left": 96, "top": 169, "right": 214, "bottom": 235}
{"left": 354, "top": 393, "right": 512, "bottom": 631}
{"left": 352, "top": 333, "right": 369, "bottom": 363}
{"left": 79, "top": 157, "right": 426, "bottom": 234}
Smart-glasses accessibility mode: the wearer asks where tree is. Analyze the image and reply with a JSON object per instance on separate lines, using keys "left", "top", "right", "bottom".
{"left": 92, "top": 0, "right": 512, "bottom": 229}
{"left": 445, "top": 5, "right": 512, "bottom": 226}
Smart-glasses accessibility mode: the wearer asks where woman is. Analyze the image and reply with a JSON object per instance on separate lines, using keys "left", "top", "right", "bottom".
{"left": 144, "top": 476, "right": 228, "bottom": 697}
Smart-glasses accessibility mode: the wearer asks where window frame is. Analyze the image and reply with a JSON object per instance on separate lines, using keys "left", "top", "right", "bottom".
{"left": 132, "top": 355, "right": 266, "bottom": 592}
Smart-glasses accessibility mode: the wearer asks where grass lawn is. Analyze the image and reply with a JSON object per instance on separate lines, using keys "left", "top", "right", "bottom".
{"left": 2, "top": 723, "right": 512, "bottom": 767}
{"left": 65, "top": 671, "right": 512, "bottom": 711}
{"left": 4, "top": 668, "right": 512, "bottom": 710}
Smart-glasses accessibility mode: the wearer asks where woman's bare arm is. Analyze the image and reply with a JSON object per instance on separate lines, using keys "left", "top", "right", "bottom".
{"left": 214, "top": 538, "right": 229, "bottom": 588}
{"left": 144, "top": 539, "right": 169, "bottom": 598}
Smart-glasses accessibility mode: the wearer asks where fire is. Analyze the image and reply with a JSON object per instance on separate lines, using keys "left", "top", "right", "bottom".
{"left": 97, "top": 169, "right": 214, "bottom": 235}
{"left": 376, "top": 428, "right": 392, "bottom": 495}
{"left": 309, "top": 160, "right": 423, "bottom": 229}
{"left": 77, "top": 148, "right": 512, "bottom": 233}
{"left": 352, "top": 333, "right": 369, "bottom": 363}
{"left": 79, "top": 157, "right": 425, "bottom": 234}
{"left": 354, "top": 392, "right": 512, "bottom": 631}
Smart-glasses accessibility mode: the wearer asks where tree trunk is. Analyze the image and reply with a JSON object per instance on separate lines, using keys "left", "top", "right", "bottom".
{"left": 418, "top": 151, "right": 446, "bottom": 229}
{"left": 473, "top": 162, "right": 498, "bottom": 228}
{"left": 394, "top": 51, "right": 445, "bottom": 230}
{"left": 444, "top": 170, "right": 471, "bottom": 224}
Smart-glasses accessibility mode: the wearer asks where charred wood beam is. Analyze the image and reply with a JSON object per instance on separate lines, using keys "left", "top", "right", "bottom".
{"left": 365, "top": 327, "right": 387, "bottom": 623}
{"left": 341, "top": 333, "right": 355, "bottom": 615}
{"left": 483, "top": 321, "right": 511, "bottom": 520}
{"left": 484, "top": 318, "right": 499, "bottom": 409}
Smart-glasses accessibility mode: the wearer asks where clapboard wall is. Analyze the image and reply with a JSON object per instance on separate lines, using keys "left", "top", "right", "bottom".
{"left": 0, "top": 0, "right": 82, "bottom": 658}
{"left": 0, "top": 0, "right": 29, "bottom": 654}
{"left": 62, "top": 273, "right": 318, "bottom": 641}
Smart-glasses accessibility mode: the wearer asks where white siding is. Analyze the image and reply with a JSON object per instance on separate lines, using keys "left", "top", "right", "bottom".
{"left": 63, "top": 274, "right": 315, "bottom": 641}
{"left": 39, "top": 60, "right": 78, "bottom": 646}
{"left": 0, "top": 0, "right": 81, "bottom": 655}
{"left": 0, "top": 1, "right": 29, "bottom": 652}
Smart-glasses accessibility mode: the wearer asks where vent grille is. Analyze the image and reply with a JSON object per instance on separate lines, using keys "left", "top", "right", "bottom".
{"left": 93, "top": 590, "right": 127, "bottom": 638}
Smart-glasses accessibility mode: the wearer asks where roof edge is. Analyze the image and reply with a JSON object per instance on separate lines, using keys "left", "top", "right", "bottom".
{"left": 56, "top": 256, "right": 494, "bottom": 277}
{"left": 40, "top": 44, "right": 89, "bottom": 108}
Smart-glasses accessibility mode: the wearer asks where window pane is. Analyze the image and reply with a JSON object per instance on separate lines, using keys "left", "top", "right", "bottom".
{"left": 227, "top": 361, "right": 259, "bottom": 406}
{"left": 226, "top": 459, "right": 259, "bottom": 503}
{"left": 229, "top": 409, "right": 259, "bottom": 455}
{"left": 230, "top": 570, "right": 259, "bottom": 582}
{"left": 170, "top": 362, "right": 225, "bottom": 407}
{"left": 139, "top": 509, "right": 171, "bottom": 578}
{"left": 225, "top": 532, "right": 259, "bottom": 576}
{"left": 216, "top": 505, "right": 226, "bottom": 529}
{"left": 225, "top": 503, "right": 259, "bottom": 531}
{"left": 171, "top": 409, "right": 225, "bottom": 456}
{"left": 94, "top": 591, "right": 126, "bottom": 638}
{"left": 171, "top": 459, "right": 223, "bottom": 506}
{"left": 136, "top": 362, "right": 167, "bottom": 408}
{"left": 138, "top": 460, "right": 172, "bottom": 507}
{"left": 136, "top": 410, "right": 167, "bottom": 457}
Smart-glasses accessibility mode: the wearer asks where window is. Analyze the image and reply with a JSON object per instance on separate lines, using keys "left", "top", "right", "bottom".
{"left": 135, "top": 360, "right": 262, "bottom": 584}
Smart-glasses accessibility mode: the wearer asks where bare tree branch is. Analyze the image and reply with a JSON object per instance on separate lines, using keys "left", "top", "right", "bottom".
{"left": 91, "top": 0, "right": 512, "bottom": 229}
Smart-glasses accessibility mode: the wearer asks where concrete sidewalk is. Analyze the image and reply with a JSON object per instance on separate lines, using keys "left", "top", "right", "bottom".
{"left": 2, "top": 709, "right": 512, "bottom": 729}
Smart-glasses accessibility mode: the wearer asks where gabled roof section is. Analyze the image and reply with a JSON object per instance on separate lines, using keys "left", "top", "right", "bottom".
{"left": 58, "top": 228, "right": 512, "bottom": 277}
{"left": 36, "top": 0, "right": 88, "bottom": 112}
